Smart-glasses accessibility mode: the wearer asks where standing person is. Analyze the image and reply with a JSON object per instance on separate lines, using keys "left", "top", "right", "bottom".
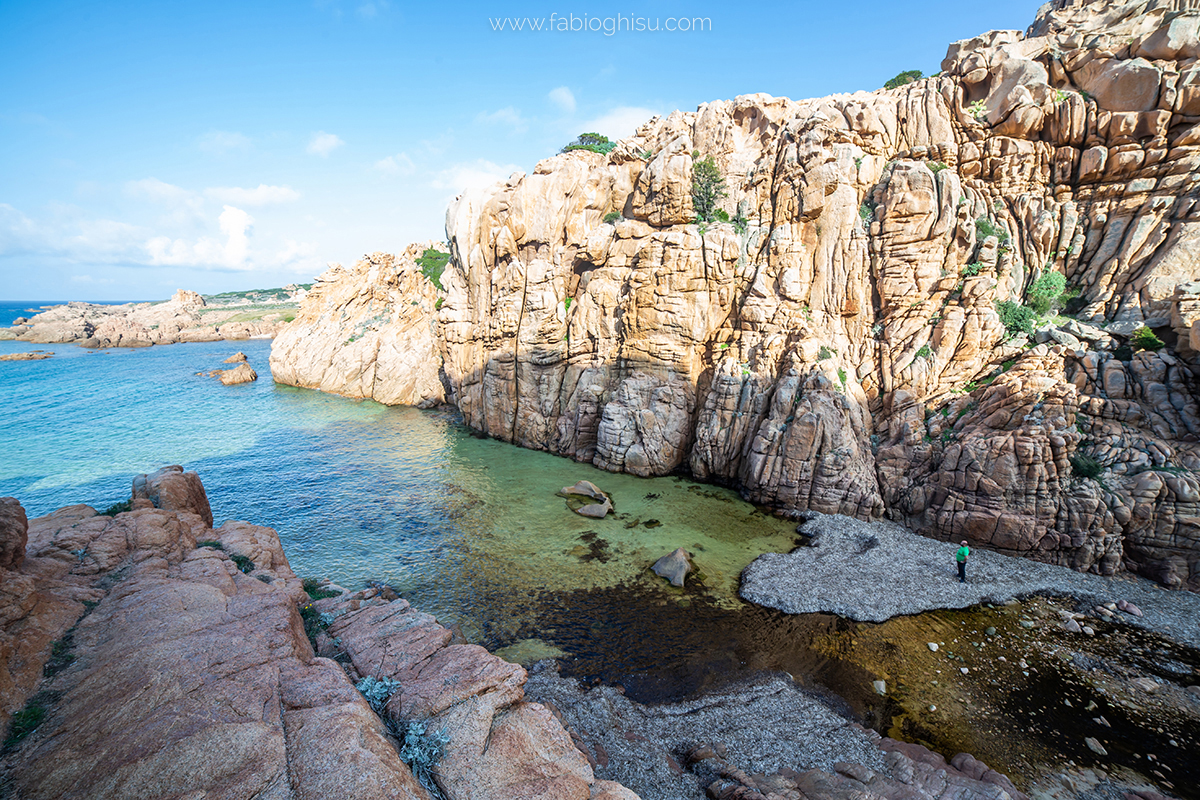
{"left": 956, "top": 540, "right": 970, "bottom": 583}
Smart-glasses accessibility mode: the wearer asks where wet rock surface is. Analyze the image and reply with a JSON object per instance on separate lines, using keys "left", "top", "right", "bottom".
{"left": 525, "top": 667, "right": 1033, "bottom": 800}
{"left": 741, "top": 513, "right": 1200, "bottom": 648}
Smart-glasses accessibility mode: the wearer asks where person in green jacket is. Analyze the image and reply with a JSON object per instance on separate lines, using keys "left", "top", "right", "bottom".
{"left": 956, "top": 540, "right": 970, "bottom": 583}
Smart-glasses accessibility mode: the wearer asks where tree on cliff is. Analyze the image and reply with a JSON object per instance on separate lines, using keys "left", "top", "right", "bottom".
{"left": 562, "top": 133, "right": 616, "bottom": 154}
{"left": 692, "top": 155, "right": 728, "bottom": 223}
{"left": 884, "top": 70, "right": 923, "bottom": 89}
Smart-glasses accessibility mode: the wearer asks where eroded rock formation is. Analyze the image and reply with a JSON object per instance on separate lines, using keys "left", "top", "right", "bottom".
{"left": 269, "top": 244, "right": 447, "bottom": 408}
{"left": 272, "top": 0, "right": 1200, "bottom": 589}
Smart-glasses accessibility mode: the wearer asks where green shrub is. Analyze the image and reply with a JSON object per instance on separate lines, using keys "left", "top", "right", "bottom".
{"left": 916, "top": 344, "right": 932, "bottom": 359}
{"left": 416, "top": 248, "right": 450, "bottom": 292}
{"left": 837, "top": 367, "right": 848, "bottom": 391}
{"left": 961, "top": 262, "right": 982, "bottom": 277}
{"left": 197, "top": 540, "right": 224, "bottom": 550}
{"left": 691, "top": 155, "right": 728, "bottom": 224}
{"left": 1027, "top": 271, "right": 1066, "bottom": 315}
{"left": 640, "top": 149, "right": 654, "bottom": 160}
{"left": 975, "top": 217, "right": 1009, "bottom": 244}
{"left": 562, "top": 132, "right": 616, "bottom": 155}
{"left": 967, "top": 99, "right": 988, "bottom": 120}
{"left": 1070, "top": 453, "right": 1103, "bottom": 480}
{"left": 434, "top": 298, "right": 444, "bottom": 310}
{"left": 3, "top": 694, "right": 52, "bottom": 749}
{"left": 302, "top": 578, "right": 340, "bottom": 601}
{"left": 996, "top": 300, "right": 1036, "bottom": 338}
{"left": 397, "top": 720, "right": 451, "bottom": 800}
{"left": 230, "top": 554, "right": 255, "bottom": 574}
{"left": 818, "top": 346, "right": 835, "bottom": 360}
{"left": 603, "top": 211, "right": 622, "bottom": 224}
{"left": 357, "top": 675, "right": 401, "bottom": 712}
{"left": 928, "top": 162, "right": 948, "bottom": 174}
{"left": 712, "top": 208, "right": 730, "bottom": 223}
{"left": 733, "top": 211, "right": 749, "bottom": 234}
{"left": 98, "top": 499, "right": 131, "bottom": 517}
{"left": 884, "top": 70, "right": 923, "bottom": 90}
{"left": 1131, "top": 326, "right": 1165, "bottom": 352}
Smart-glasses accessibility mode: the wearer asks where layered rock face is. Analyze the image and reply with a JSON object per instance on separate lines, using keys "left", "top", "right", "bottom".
{"left": 273, "top": 0, "right": 1200, "bottom": 589}
{"left": 0, "top": 472, "right": 637, "bottom": 800}
{"left": 269, "top": 244, "right": 447, "bottom": 407}
{"left": 1, "top": 287, "right": 298, "bottom": 347}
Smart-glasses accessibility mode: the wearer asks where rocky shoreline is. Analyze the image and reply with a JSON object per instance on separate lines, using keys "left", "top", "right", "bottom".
{"left": 1, "top": 287, "right": 302, "bottom": 349}
{"left": 0, "top": 468, "right": 1075, "bottom": 800}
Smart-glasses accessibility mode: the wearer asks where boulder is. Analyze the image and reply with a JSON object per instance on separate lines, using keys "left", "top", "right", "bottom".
{"left": 652, "top": 547, "right": 692, "bottom": 587}
{"left": 0, "top": 497, "right": 28, "bottom": 570}
{"left": 562, "top": 481, "right": 608, "bottom": 502}
{"left": 575, "top": 497, "right": 613, "bottom": 519}
{"left": 131, "top": 465, "right": 214, "bottom": 527}
{"left": 218, "top": 362, "right": 258, "bottom": 385}
{"left": 223, "top": 351, "right": 248, "bottom": 363}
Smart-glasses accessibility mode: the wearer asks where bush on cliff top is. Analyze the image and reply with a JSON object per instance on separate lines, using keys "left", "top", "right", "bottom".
{"left": 561, "top": 132, "right": 616, "bottom": 155}
{"left": 416, "top": 248, "right": 450, "bottom": 292}
{"left": 884, "top": 70, "right": 923, "bottom": 90}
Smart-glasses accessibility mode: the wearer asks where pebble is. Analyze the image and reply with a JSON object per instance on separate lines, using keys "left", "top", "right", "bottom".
{"left": 960, "top": 667, "right": 970, "bottom": 675}
{"left": 929, "top": 705, "right": 936, "bottom": 711}
{"left": 873, "top": 680, "right": 887, "bottom": 695}
{"left": 998, "top": 656, "right": 1007, "bottom": 662}
{"left": 985, "top": 627, "right": 996, "bottom": 636}
{"left": 1063, "top": 619, "right": 1082, "bottom": 633}
{"left": 927, "top": 642, "right": 939, "bottom": 652}
{"left": 1083, "top": 625, "right": 1095, "bottom": 636}
{"left": 1020, "top": 620, "right": 1035, "bottom": 628}
{"left": 1085, "top": 737, "right": 1108, "bottom": 756}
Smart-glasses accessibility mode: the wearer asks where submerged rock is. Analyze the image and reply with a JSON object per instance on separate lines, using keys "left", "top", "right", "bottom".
{"left": 652, "top": 547, "right": 692, "bottom": 587}
{"left": 576, "top": 497, "right": 614, "bottom": 519}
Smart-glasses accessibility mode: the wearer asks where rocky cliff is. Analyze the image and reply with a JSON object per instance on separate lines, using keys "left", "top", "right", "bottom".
{"left": 269, "top": 243, "right": 447, "bottom": 407}
{"left": 272, "top": 0, "right": 1200, "bottom": 590}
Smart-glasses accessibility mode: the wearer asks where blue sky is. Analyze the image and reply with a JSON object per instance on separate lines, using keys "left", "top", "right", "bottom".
{"left": 0, "top": 0, "right": 1040, "bottom": 301}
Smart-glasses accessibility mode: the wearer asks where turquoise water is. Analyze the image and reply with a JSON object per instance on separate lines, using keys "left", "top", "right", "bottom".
{"left": 0, "top": 335, "right": 805, "bottom": 675}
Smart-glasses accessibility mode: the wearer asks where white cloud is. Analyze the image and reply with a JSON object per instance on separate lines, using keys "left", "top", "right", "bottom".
{"left": 126, "top": 177, "right": 198, "bottom": 206}
{"left": 307, "top": 132, "right": 345, "bottom": 157}
{"left": 548, "top": 86, "right": 576, "bottom": 113}
{"left": 356, "top": 0, "right": 388, "bottom": 18}
{"left": 578, "top": 106, "right": 661, "bottom": 140}
{"left": 474, "top": 107, "right": 526, "bottom": 133}
{"left": 145, "top": 205, "right": 255, "bottom": 269}
{"left": 431, "top": 159, "right": 522, "bottom": 196}
{"left": 198, "top": 130, "right": 252, "bottom": 154}
{"left": 374, "top": 152, "right": 416, "bottom": 176}
{"left": 204, "top": 184, "right": 301, "bottom": 206}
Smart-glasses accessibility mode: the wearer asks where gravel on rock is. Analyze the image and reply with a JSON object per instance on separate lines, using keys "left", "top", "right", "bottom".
{"left": 740, "top": 513, "right": 1200, "bottom": 649}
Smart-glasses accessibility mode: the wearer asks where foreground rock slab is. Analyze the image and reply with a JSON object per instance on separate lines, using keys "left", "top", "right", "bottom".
{"left": 741, "top": 513, "right": 1200, "bottom": 649}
